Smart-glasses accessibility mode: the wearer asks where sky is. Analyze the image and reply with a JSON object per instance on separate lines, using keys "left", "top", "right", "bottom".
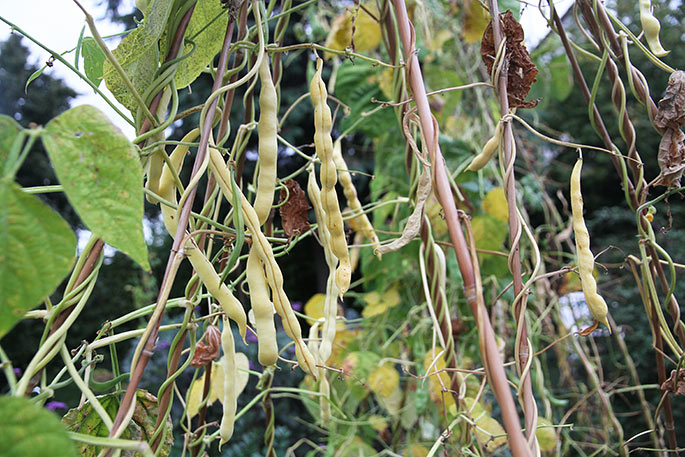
{"left": 1, "top": 0, "right": 572, "bottom": 142}
{"left": 1, "top": 0, "right": 137, "bottom": 138}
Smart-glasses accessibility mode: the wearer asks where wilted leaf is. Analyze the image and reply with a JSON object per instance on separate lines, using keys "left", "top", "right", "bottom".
{"left": 324, "top": 2, "right": 381, "bottom": 57}
{"left": 42, "top": 105, "right": 149, "bottom": 270}
{"left": 661, "top": 368, "right": 685, "bottom": 395}
{"left": 0, "top": 181, "right": 76, "bottom": 339}
{"left": 481, "top": 11, "right": 538, "bottom": 108}
{"left": 655, "top": 70, "right": 685, "bottom": 129}
{"left": 368, "top": 363, "right": 399, "bottom": 398}
{"left": 0, "top": 396, "right": 77, "bottom": 457}
{"left": 367, "top": 414, "right": 387, "bottom": 433}
{"left": 654, "top": 127, "right": 685, "bottom": 188}
{"left": 190, "top": 325, "right": 222, "bottom": 368}
{"left": 482, "top": 187, "right": 508, "bottom": 222}
{"left": 279, "top": 179, "right": 311, "bottom": 237}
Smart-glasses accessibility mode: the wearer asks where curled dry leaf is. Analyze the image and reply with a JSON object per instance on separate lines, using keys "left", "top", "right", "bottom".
{"left": 654, "top": 71, "right": 685, "bottom": 188}
{"left": 190, "top": 325, "right": 222, "bottom": 368}
{"left": 481, "top": 11, "right": 539, "bottom": 109}
{"left": 654, "top": 125, "right": 685, "bottom": 188}
{"left": 279, "top": 179, "right": 311, "bottom": 237}
{"left": 655, "top": 71, "right": 685, "bottom": 130}
{"left": 661, "top": 368, "right": 685, "bottom": 395}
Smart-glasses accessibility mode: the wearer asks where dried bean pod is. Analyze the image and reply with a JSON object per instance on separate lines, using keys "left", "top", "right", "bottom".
{"left": 332, "top": 138, "right": 381, "bottom": 256}
{"left": 246, "top": 249, "right": 278, "bottom": 366}
{"left": 254, "top": 57, "right": 279, "bottom": 225}
{"left": 219, "top": 316, "right": 237, "bottom": 446}
{"left": 208, "top": 147, "right": 318, "bottom": 377}
{"left": 571, "top": 158, "right": 611, "bottom": 332}
{"left": 466, "top": 121, "right": 503, "bottom": 171}
{"left": 310, "top": 58, "right": 351, "bottom": 296}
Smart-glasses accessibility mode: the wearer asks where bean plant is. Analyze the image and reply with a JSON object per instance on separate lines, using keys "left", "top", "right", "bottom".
{"left": 0, "top": 0, "right": 683, "bottom": 456}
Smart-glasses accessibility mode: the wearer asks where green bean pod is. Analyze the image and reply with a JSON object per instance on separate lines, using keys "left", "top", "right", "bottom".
{"left": 639, "top": 0, "right": 669, "bottom": 57}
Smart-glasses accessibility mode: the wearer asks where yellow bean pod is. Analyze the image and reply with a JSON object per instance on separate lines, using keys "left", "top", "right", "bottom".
{"left": 158, "top": 129, "right": 247, "bottom": 340}
{"left": 639, "top": 0, "right": 669, "bottom": 57}
{"left": 332, "top": 138, "right": 381, "bottom": 256}
{"left": 310, "top": 58, "right": 351, "bottom": 296}
{"left": 208, "top": 147, "right": 318, "bottom": 377}
{"left": 246, "top": 249, "right": 278, "bottom": 366}
{"left": 571, "top": 158, "right": 611, "bottom": 333}
{"left": 254, "top": 57, "right": 279, "bottom": 225}
{"left": 219, "top": 316, "right": 237, "bottom": 446}
{"left": 466, "top": 121, "right": 503, "bottom": 171}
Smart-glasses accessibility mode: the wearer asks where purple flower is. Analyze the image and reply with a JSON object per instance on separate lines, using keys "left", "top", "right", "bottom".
{"left": 13, "top": 368, "right": 22, "bottom": 376}
{"left": 157, "top": 340, "right": 171, "bottom": 350}
{"left": 246, "top": 332, "right": 258, "bottom": 343}
{"left": 248, "top": 360, "right": 261, "bottom": 372}
{"left": 46, "top": 401, "right": 68, "bottom": 411}
{"left": 291, "top": 301, "right": 303, "bottom": 312}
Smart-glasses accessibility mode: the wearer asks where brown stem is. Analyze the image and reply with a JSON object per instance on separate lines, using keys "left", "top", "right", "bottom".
{"left": 108, "top": 4, "right": 243, "bottom": 442}
{"left": 389, "top": 2, "right": 530, "bottom": 455}
{"left": 485, "top": 3, "right": 537, "bottom": 451}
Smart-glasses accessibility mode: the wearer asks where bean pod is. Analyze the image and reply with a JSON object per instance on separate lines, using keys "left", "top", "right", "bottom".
{"left": 219, "top": 316, "right": 237, "bottom": 446}
{"left": 466, "top": 120, "right": 503, "bottom": 171}
{"left": 639, "top": 0, "right": 669, "bottom": 57}
{"left": 571, "top": 158, "right": 611, "bottom": 332}
{"left": 310, "top": 58, "right": 351, "bottom": 296}
{"left": 254, "top": 57, "right": 279, "bottom": 225}
{"left": 246, "top": 249, "right": 279, "bottom": 366}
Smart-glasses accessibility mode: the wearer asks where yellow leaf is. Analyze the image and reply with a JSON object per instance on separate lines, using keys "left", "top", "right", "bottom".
{"left": 426, "top": 192, "right": 447, "bottom": 238}
{"left": 422, "top": 349, "right": 456, "bottom": 412}
{"left": 368, "top": 363, "right": 399, "bottom": 398}
{"left": 383, "top": 286, "right": 401, "bottom": 308}
{"left": 324, "top": 2, "right": 381, "bottom": 59}
{"left": 536, "top": 417, "right": 558, "bottom": 453}
{"left": 482, "top": 187, "right": 509, "bottom": 222}
{"left": 406, "top": 444, "right": 430, "bottom": 457}
{"left": 463, "top": 0, "right": 491, "bottom": 44}
{"left": 464, "top": 398, "right": 507, "bottom": 451}
{"left": 368, "top": 414, "right": 387, "bottom": 433}
{"left": 304, "top": 293, "right": 326, "bottom": 320}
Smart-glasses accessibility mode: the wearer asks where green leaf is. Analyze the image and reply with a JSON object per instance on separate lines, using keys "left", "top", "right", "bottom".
{"left": 0, "top": 115, "right": 22, "bottom": 169}
{"left": 0, "top": 181, "right": 76, "bottom": 339}
{"left": 103, "top": 0, "right": 174, "bottom": 112}
{"left": 82, "top": 37, "right": 106, "bottom": 88}
{"left": 0, "top": 394, "right": 77, "bottom": 457}
{"left": 42, "top": 105, "right": 149, "bottom": 270}
{"left": 24, "top": 66, "right": 46, "bottom": 94}
{"left": 498, "top": 0, "right": 520, "bottom": 19}
{"left": 549, "top": 53, "right": 573, "bottom": 101}
{"left": 62, "top": 390, "right": 173, "bottom": 457}
{"left": 169, "top": 0, "right": 229, "bottom": 89}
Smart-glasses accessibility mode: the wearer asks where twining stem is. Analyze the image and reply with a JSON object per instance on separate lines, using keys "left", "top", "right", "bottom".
{"left": 389, "top": 2, "right": 530, "bottom": 455}
{"left": 485, "top": 2, "right": 538, "bottom": 452}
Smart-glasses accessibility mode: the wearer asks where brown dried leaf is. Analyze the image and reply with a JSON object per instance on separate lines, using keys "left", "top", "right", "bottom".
{"left": 661, "top": 368, "right": 685, "bottom": 395}
{"left": 654, "top": 127, "right": 685, "bottom": 188}
{"left": 481, "top": 11, "right": 539, "bottom": 109}
{"left": 190, "top": 325, "right": 222, "bottom": 368}
{"left": 279, "top": 179, "right": 311, "bottom": 237}
{"left": 655, "top": 71, "right": 685, "bottom": 130}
